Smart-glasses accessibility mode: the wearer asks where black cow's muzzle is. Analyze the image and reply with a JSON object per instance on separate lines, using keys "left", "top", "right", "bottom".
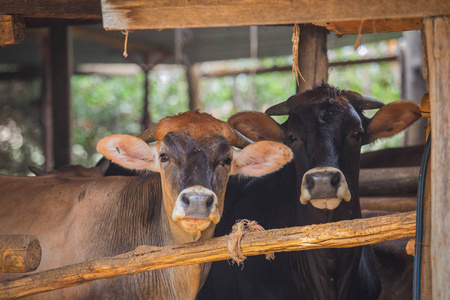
{"left": 300, "top": 167, "right": 351, "bottom": 210}
{"left": 172, "top": 186, "right": 220, "bottom": 233}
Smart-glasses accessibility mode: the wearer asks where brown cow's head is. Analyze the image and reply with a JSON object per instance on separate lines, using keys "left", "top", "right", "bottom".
{"left": 97, "top": 111, "right": 292, "bottom": 240}
{"left": 229, "top": 84, "right": 421, "bottom": 220}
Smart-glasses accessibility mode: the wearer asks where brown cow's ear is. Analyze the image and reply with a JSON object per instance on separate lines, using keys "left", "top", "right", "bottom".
{"left": 97, "top": 135, "right": 160, "bottom": 172}
{"left": 230, "top": 141, "right": 293, "bottom": 176}
{"left": 366, "top": 101, "right": 421, "bottom": 144}
{"left": 228, "top": 111, "right": 284, "bottom": 142}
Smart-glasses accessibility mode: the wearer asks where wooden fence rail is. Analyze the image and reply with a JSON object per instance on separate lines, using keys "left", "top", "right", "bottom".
{"left": 0, "top": 211, "right": 416, "bottom": 299}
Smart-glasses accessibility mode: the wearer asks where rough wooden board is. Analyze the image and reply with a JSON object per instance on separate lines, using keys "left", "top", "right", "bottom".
{"left": 423, "top": 16, "right": 450, "bottom": 300}
{"left": 100, "top": 0, "right": 449, "bottom": 30}
{"left": 0, "top": 15, "right": 25, "bottom": 46}
{"left": 0, "top": 0, "right": 101, "bottom": 19}
{"left": 0, "top": 212, "right": 416, "bottom": 299}
{"left": 314, "top": 18, "right": 422, "bottom": 35}
{"left": 360, "top": 197, "right": 416, "bottom": 212}
{"left": 0, "top": 235, "right": 41, "bottom": 273}
{"left": 359, "top": 167, "right": 420, "bottom": 196}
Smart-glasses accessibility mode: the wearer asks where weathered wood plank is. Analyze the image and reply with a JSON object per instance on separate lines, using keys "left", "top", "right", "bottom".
{"left": 0, "top": 0, "right": 101, "bottom": 19}
{"left": 423, "top": 16, "right": 450, "bottom": 300}
{"left": 360, "top": 197, "right": 416, "bottom": 212}
{"left": 359, "top": 167, "right": 420, "bottom": 196}
{"left": 296, "top": 24, "right": 328, "bottom": 92}
{"left": 314, "top": 18, "right": 422, "bottom": 35}
{"left": 0, "top": 212, "right": 416, "bottom": 299}
{"left": 50, "top": 26, "right": 73, "bottom": 169}
{"left": 0, "top": 15, "right": 25, "bottom": 46}
{"left": 100, "top": 0, "right": 450, "bottom": 30}
{"left": 0, "top": 235, "right": 41, "bottom": 273}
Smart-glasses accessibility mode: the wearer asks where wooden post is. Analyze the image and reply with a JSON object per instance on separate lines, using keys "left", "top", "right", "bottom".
{"left": 359, "top": 167, "right": 420, "bottom": 196}
{"left": 50, "top": 26, "right": 73, "bottom": 169}
{"left": 0, "top": 235, "right": 41, "bottom": 273}
{"left": 402, "top": 31, "right": 428, "bottom": 146}
{"left": 0, "top": 15, "right": 25, "bottom": 46}
{"left": 297, "top": 24, "right": 328, "bottom": 93}
{"left": 0, "top": 212, "right": 415, "bottom": 299}
{"left": 187, "top": 63, "right": 202, "bottom": 111}
{"left": 422, "top": 16, "right": 450, "bottom": 300}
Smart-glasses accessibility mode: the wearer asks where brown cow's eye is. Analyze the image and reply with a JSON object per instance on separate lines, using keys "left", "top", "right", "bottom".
{"left": 159, "top": 153, "right": 169, "bottom": 163}
{"left": 221, "top": 157, "right": 232, "bottom": 167}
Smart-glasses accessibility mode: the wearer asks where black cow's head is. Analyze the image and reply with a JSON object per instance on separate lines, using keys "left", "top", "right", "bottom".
{"left": 229, "top": 84, "right": 421, "bottom": 221}
{"left": 97, "top": 111, "right": 293, "bottom": 241}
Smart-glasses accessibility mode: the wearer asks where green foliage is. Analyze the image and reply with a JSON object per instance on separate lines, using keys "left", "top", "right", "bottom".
{"left": 0, "top": 39, "right": 406, "bottom": 174}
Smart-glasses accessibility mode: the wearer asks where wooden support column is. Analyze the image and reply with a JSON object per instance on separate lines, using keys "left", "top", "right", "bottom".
{"left": 50, "top": 26, "right": 73, "bottom": 169}
{"left": 422, "top": 16, "right": 450, "bottom": 300}
{"left": 403, "top": 31, "right": 428, "bottom": 146}
{"left": 0, "top": 15, "right": 25, "bottom": 46}
{"left": 186, "top": 64, "right": 202, "bottom": 111}
{"left": 297, "top": 24, "right": 329, "bottom": 93}
{"left": 0, "top": 235, "right": 41, "bottom": 273}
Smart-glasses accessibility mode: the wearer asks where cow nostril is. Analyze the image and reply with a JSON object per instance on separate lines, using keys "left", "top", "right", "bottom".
{"left": 181, "top": 195, "right": 190, "bottom": 206}
{"left": 305, "top": 175, "right": 315, "bottom": 190}
{"left": 206, "top": 196, "right": 214, "bottom": 208}
{"left": 331, "top": 173, "right": 341, "bottom": 187}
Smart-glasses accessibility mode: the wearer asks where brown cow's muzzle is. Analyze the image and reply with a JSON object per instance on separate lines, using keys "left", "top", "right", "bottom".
{"left": 300, "top": 167, "right": 351, "bottom": 210}
{"left": 172, "top": 186, "right": 220, "bottom": 236}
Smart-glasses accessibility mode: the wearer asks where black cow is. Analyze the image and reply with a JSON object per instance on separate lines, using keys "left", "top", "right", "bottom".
{"left": 197, "top": 83, "right": 421, "bottom": 300}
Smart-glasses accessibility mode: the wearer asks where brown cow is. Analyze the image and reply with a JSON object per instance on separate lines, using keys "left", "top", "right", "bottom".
{"left": 0, "top": 111, "right": 292, "bottom": 299}
{"left": 28, "top": 160, "right": 111, "bottom": 178}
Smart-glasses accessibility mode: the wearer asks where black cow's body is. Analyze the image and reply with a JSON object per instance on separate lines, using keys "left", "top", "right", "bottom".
{"left": 198, "top": 84, "right": 421, "bottom": 300}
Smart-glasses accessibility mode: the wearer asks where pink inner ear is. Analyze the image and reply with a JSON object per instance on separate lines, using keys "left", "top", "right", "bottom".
{"left": 97, "top": 135, "right": 157, "bottom": 170}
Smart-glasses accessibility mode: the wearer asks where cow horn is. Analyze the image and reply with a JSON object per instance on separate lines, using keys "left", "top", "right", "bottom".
{"left": 347, "top": 92, "right": 385, "bottom": 110}
{"left": 265, "top": 101, "right": 290, "bottom": 116}
{"left": 232, "top": 129, "right": 253, "bottom": 148}
{"left": 137, "top": 123, "right": 158, "bottom": 143}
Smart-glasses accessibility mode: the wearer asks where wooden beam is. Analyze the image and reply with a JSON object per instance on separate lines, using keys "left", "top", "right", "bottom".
{"left": 100, "top": 0, "right": 450, "bottom": 30}
{"left": 0, "top": 235, "right": 41, "bottom": 273}
{"left": 0, "top": 15, "right": 25, "bottom": 46}
{"left": 359, "top": 167, "right": 420, "bottom": 196}
{"left": 360, "top": 197, "right": 416, "bottom": 212}
{"left": 200, "top": 56, "right": 398, "bottom": 78}
{"left": 0, "top": 212, "right": 415, "bottom": 298}
{"left": 187, "top": 64, "right": 202, "bottom": 111}
{"left": 50, "top": 26, "right": 73, "bottom": 169}
{"left": 296, "top": 24, "right": 328, "bottom": 92}
{"left": 423, "top": 16, "right": 450, "bottom": 300}
{"left": 0, "top": 0, "right": 101, "bottom": 19}
{"left": 314, "top": 18, "right": 422, "bottom": 35}
{"left": 71, "top": 27, "right": 169, "bottom": 58}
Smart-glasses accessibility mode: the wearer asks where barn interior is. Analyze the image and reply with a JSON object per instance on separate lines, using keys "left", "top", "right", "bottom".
{"left": 0, "top": 1, "right": 448, "bottom": 299}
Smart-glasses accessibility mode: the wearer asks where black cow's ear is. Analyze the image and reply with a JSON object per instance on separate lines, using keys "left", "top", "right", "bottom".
{"left": 365, "top": 101, "right": 421, "bottom": 144}
{"left": 228, "top": 111, "right": 285, "bottom": 142}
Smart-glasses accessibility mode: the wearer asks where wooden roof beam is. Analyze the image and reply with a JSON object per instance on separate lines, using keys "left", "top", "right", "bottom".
{"left": 0, "top": 0, "right": 101, "bottom": 19}
{"left": 71, "top": 27, "right": 171, "bottom": 59}
{"left": 101, "top": 0, "right": 449, "bottom": 31}
{"left": 0, "top": 15, "right": 26, "bottom": 46}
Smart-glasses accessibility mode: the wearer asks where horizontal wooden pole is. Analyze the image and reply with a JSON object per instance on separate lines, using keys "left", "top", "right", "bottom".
{"left": 0, "top": 212, "right": 416, "bottom": 299}
{"left": 0, "top": 0, "right": 101, "bottom": 19}
{"left": 100, "top": 0, "right": 449, "bottom": 30}
{"left": 359, "top": 167, "right": 420, "bottom": 196}
{"left": 200, "top": 56, "right": 398, "bottom": 78}
{"left": 0, "top": 235, "right": 41, "bottom": 273}
{"left": 360, "top": 197, "right": 416, "bottom": 212}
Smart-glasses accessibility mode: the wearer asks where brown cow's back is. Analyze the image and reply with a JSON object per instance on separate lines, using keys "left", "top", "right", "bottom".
{"left": 0, "top": 174, "right": 203, "bottom": 299}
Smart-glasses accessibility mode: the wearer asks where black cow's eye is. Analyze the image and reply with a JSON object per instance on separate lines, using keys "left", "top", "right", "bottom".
{"left": 221, "top": 157, "right": 232, "bottom": 167}
{"left": 351, "top": 131, "right": 363, "bottom": 142}
{"left": 159, "top": 153, "right": 169, "bottom": 163}
{"left": 287, "top": 135, "right": 297, "bottom": 144}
